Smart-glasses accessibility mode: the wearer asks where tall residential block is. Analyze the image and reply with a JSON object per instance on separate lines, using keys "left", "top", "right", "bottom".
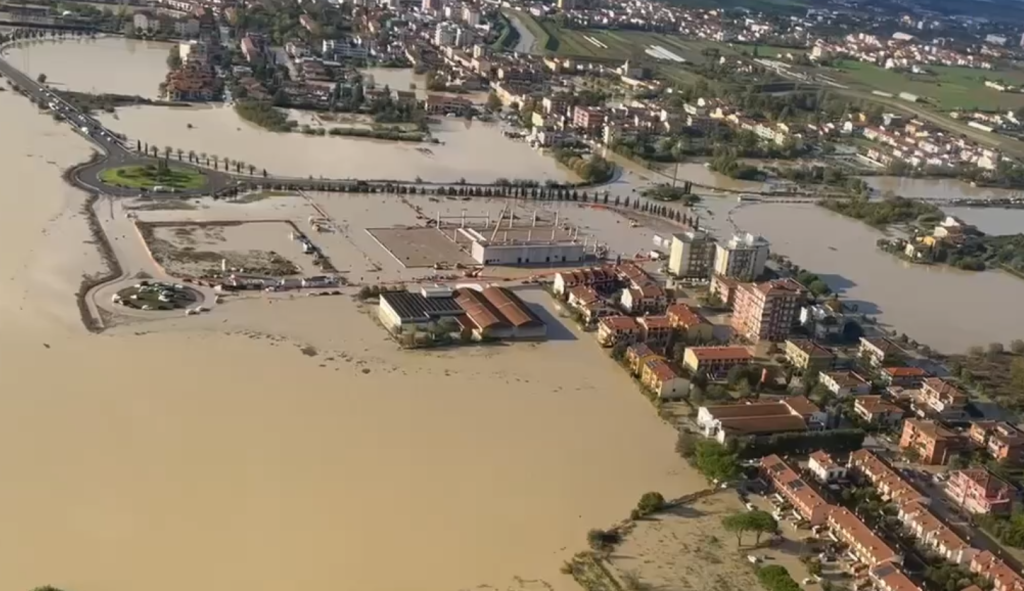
{"left": 730, "top": 278, "right": 806, "bottom": 342}
{"left": 713, "top": 232, "right": 770, "bottom": 281}
{"left": 668, "top": 230, "right": 715, "bottom": 279}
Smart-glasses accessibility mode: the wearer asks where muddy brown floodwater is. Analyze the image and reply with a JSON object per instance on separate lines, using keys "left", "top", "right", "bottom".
{"left": 0, "top": 88, "right": 696, "bottom": 591}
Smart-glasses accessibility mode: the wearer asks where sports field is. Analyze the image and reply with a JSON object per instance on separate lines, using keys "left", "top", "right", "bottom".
{"left": 833, "top": 60, "right": 1024, "bottom": 110}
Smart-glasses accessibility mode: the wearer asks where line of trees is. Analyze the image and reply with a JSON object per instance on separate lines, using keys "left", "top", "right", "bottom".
{"left": 721, "top": 510, "right": 778, "bottom": 547}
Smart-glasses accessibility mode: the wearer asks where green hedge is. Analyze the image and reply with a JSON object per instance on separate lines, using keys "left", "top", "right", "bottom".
{"left": 757, "top": 565, "right": 800, "bottom": 591}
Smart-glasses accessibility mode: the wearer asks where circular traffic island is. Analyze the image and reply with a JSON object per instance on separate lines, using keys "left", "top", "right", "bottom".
{"left": 112, "top": 280, "right": 203, "bottom": 312}
{"left": 99, "top": 162, "right": 209, "bottom": 192}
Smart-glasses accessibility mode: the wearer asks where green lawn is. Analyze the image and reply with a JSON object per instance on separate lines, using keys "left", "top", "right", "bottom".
{"left": 100, "top": 164, "right": 208, "bottom": 190}
{"left": 833, "top": 60, "right": 1024, "bottom": 111}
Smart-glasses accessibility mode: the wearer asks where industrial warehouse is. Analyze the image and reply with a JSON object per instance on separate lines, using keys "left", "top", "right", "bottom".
{"left": 368, "top": 205, "right": 605, "bottom": 268}
{"left": 378, "top": 284, "right": 547, "bottom": 342}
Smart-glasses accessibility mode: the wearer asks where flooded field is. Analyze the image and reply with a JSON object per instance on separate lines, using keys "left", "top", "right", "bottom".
{"left": 864, "top": 175, "right": 1022, "bottom": 202}
{"left": 97, "top": 105, "right": 571, "bottom": 183}
{"left": 0, "top": 86, "right": 697, "bottom": 591}
{"left": 731, "top": 203, "right": 1024, "bottom": 352}
{"left": 3, "top": 36, "right": 173, "bottom": 98}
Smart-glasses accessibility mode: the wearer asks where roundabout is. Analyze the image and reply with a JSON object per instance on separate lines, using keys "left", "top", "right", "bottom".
{"left": 98, "top": 161, "right": 209, "bottom": 191}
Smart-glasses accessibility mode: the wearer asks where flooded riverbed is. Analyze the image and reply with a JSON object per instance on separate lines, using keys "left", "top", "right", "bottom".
{"left": 3, "top": 36, "right": 173, "bottom": 99}
{"left": 0, "top": 85, "right": 691, "bottom": 591}
{"left": 731, "top": 203, "right": 1024, "bottom": 352}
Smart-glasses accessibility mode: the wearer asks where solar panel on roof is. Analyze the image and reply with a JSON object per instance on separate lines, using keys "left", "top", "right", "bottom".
{"left": 873, "top": 564, "right": 896, "bottom": 577}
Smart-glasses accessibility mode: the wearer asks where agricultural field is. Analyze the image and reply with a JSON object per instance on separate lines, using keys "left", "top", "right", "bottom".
{"left": 831, "top": 60, "right": 1024, "bottom": 111}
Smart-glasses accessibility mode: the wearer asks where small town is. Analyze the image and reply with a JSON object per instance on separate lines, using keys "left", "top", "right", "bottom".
{"left": 6, "top": 0, "right": 1024, "bottom": 589}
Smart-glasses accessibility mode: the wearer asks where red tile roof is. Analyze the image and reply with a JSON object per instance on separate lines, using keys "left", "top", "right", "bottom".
{"left": 666, "top": 303, "right": 708, "bottom": 328}
{"left": 687, "top": 346, "right": 753, "bottom": 361}
{"left": 600, "top": 316, "right": 639, "bottom": 332}
{"left": 481, "top": 287, "right": 543, "bottom": 328}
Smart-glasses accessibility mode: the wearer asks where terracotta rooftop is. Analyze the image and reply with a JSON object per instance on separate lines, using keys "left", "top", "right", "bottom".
{"left": 922, "top": 377, "right": 968, "bottom": 404}
{"left": 883, "top": 366, "right": 929, "bottom": 378}
{"left": 783, "top": 395, "right": 821, "bottom": 418}
{"left": 954, "top": 468, "right": 1014, "bottom": 500}
{"left": 869, "top": 564, "right": 922, "bottom": 591}
{"left": 645, "top": 358, "right": 680, "bottom": 382}
{"left": 898, "top": 501, "right": 968, "bottom": 555}
{"left": 687, "top": 346, "right": 753, "bottom": 361}
{"left": 455, "top": 288, "right": 509, "bottom": 331}
{"left": 849, "top": 449, "right": 926, "bottom": 505}
{"left": 809, "top": 450, "right": 840, "bottom": 470}
{"left": 639, "top": 315, "right": 673, "bottom": 331}
{"left": 761, "top": 454, "right": 827, "bottom": 515}
{"left": 481, "top": 287, "right": 543, "bottom": 328}
{"left": 905, "top": 419, "right": 958, "bottom": 441}
{"left": 666, "top": 303, "right": 708, "bottom": 328}
{"left": 753, "top": 277, "right": 806, "bottom": 297}
{"left": 568, "top": 285, "right": 601, "bottom": 306}
{"left": 787, "top": 338, "right": 834, "bottom": 358}
{"left": 855, "top": 395, "right": 902, "bottom": 415}
{"left": 702, "top": 402, "right": 795, "bottom": 419}
{"left": 862, "top": 337, "right": 903, "bottom": 355}
{"left": 719, "top": 414, "right": 809, "bottom": 434}
{"left": 823, "top": 370, "right": 869, "bottom": 388}
{"left": 827, "top": 506, "right": 898, "bottom": 565}
{"left": 971, "top": 551, "right": 1024, "bottom": 591}
{"left": 627, "top": 343, "right": 657, "bottom": 359}
{"left": 600, "top": 316, "right": 640, "bottom": 332}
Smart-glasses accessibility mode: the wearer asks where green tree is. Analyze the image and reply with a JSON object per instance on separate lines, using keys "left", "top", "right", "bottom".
{"left": 36, "top": 72, "right": 47, "bottom": 84}
{"left": 1012, "top": 339, "right": 1024, "bottom": 355}
{"left": 636, "top": 491, "right": 666, "bottom": 516}
{"left": 747, "top": 510, "right": 778, "bottom": 544}
{"left": 721, "top": 512, "right": 751, "bottom": 547}
{"left": 692, "top": 440, "right": 739, "bottom": 484}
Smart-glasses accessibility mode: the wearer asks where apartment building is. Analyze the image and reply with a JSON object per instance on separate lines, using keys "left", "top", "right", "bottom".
{"left": 667, "top": 229, "right": 716, "bottom": 279}
{"left": 820, "top": 370, "right": 871, "bottom": 397}
{"left": 870, "top": 564, "right": 923, "bottom": 591}
{"left": 597, "top": 316, "right": 640, "bottom": 347}
{"left": 898, "top": 501, "right": 974, "bottom": 565}
{"left": 761, "top": 454, "right": 830, "bottom": 524}
{"left": 553, "top": 266, "right": 617, "bottom": 295}
{"left": 918, "top": 377, "right": 969, "bottom": 419}
{"left": 827, "top": 506, "right": 901, "bottom": 566}
{"left": 682, "top": 345, "right": 752, "bottom": 375}
{"left": 666, "top": 303, "right": 713, "bottom": 343}
{"left": 620, "top": 283, "right": 668, "bottom": 315}
{"left": 899, "top": 419, "right": 962, "bottom": 465}
{"left": 625, "top": 343, "right": 660, "bottom": 376}
{"left": 880, "top": 366, "right": 930, "bottom": 388}
{"left": 784, "top": 339, "right": 835, "bottom": 373}
{"left": 697, "top": 397, "right": 824, "bottom": 442}
{"left": 848, "top": 449, "right": 929, "bottom": 505}
{"left": 969, "top": 421, "right": 1024, "bottom": 464}
{"left": 854, "top": 396, "right": 905, "bottom": 427}
{"left": 859, "top": 337, "right": 903, "bottom": 367}
{"left": 731, "top": 278, "right": 806, "bottom": 342}
{"left": 808, "top": 450, "right": 847, "bottom": 483}
{"left": 573, "top": 106, "right": 606, "bottom": 136}
{"left": 713, "top": 232, "right": 770, "bottom": 280}
{"left": 640, "top": 358, "right": 686, "bottom": 399}
{"left": 947, "top": 469, "right": 1015, "bottom": 515}
{"left": 637, "top": 316, "right": 674, "bottom": 351}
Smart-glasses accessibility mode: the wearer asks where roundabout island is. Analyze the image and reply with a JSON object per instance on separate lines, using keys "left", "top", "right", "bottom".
{"left": 99, "top": 161, "right": 209, "bottom": 191}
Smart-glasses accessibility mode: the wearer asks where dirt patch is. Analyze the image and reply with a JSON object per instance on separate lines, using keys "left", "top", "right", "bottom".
{"left": 137, "top": 221, "right": 301, "bottom": 278}
{"left": 606, "top": 491, "right": 816, "bottom": 591}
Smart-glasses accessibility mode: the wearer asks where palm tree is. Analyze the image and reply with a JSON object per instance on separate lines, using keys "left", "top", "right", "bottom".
{"left": 248, "top": 164, "right": 256, "bottom": 176}
{"left": 235, "top": 160, "right": 244, "bottom": 174}
{"left": 187, "top": 149, "right": 195, "bottom": 163}
{"left": 222, "top": 156, "right": 230, "bottom": 170}
{"left": 150, "top": 146, "right": 159, "bottom": 158}
{"left": 163, "top": 146, "right": 172, "bottom": 160}
{"left": 213, "top": 156, "right": 219, "bottom": 170}
{"left": 176, "top": 148, "right": 184, "bottom": 161}
{"left": 199, "top": 151, "right": 207, "bottom": 165}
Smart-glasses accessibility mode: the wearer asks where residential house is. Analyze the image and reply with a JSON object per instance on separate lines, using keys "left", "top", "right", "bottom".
{"left": 761, "top": 454, "right": 830, "bottom": 524}
{"left": 917, "top": 377, "right": 969, "bottom": 419}
{"left": 808, "top": 450, "right": 847, "bottom": 483}
{"left": 625, "top": 343, "right": 661, "bottom": 376}
{"left": 899, "top": 419, "right": 962, "bottom": 465}
{"left": 731, "top": 278, "right": 807, "bottom": 343}
{"left": 682, "top": 346, "right": 752, "bottom": 375}
{"left": 859, "top": 337, "right": 903, "bottom": 367}
{"left": 638, "top": 316, "right": 674, "bottom": 352}
{"left": 567, "top": 286, "right": 613, "bottom": 324}
{"left": 848, "top": 449, "right": 929, "bottom": 505}
{"left": 854, "top": 396, "right": 905, "bottom": 427}
{"left": 697, "top": 397, "right": 823, "bottom": 442}
{"left": 826, "top": 506, "right": 901, "bottom": 566}
{"left": 553, "top": 266, "right": 617, "bottom": 295}
{"left": 572, "top": 106, "right": 605, "bottom": 136}
{"left": 710, "top": 274, "right": 741, "bottom": 307}
{"left": 597, "top": 316, "right": 640, "bottom": 347}
{"left": 784, "top": 339, "right": 835, "bottom": 373}
{"left": 425, "top": 94, "right": 472, "bottom": 115}
{"left": 897, "top": 501, "right": 974, "bottom": 565}
{"left": 947, "top": 469, "right": 1015, "bottom": 515}
{"left": 666, "top": 303, "right": 713, "bottom": 344}
{"left": 819, "top": 370, "right": 871, "bottom": 397}
{"left": 969, "top": 421, "right": 1024, "bottom": 465}
{"left": 640, "top": 358, "right": 686, "bottom": 399}
{"left": 870, "top": 564, "right": 922, "bottom": 591}
{"left": 881, "top": 366, "right": 929, "bottom": 388}
{"left": 620, "top": 283, "right": 667, "bottom": 315}
{"left": 970, "top": 551, "right": 1024, "bottom": 591}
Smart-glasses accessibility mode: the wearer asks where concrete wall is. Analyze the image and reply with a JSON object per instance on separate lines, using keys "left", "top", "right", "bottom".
{"left": 472, "top": 242, "right": 585, "bottom": 265}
